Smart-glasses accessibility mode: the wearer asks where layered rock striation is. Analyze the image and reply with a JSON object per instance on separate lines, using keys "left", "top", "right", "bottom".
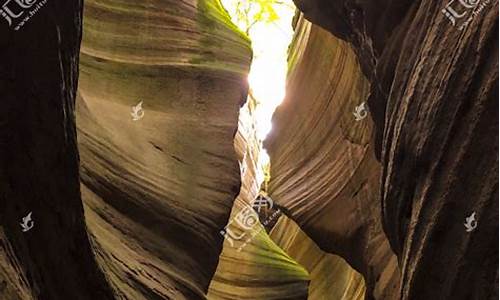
{"left": 265, "top": 14, "right": 400, "bottom": 299}
{"left": 270, "top": 215, "right": 366, "bottom": 299}
{"left": 271, "top": 0, "right": 499, "bottom": 299}
{"left": 0, "top": 0, "right": 497, "bottom": 299}
{"left": 77, "top": 0, "right": 252, "bottom": 298}
{"left": 0, "top": 1, "right": 115, "bottom": 299}
{"left": 207, "top": 100, "right": 309, "bottom": 300}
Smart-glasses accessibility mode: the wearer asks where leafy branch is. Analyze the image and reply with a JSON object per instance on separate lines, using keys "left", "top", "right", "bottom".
{"left": 233, "top": 0, "right": 285, "bottom": 34}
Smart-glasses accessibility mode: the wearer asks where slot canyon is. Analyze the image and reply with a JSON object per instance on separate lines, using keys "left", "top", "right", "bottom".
{"left": 0, "top": 0, "right": 498, "bottom": 299}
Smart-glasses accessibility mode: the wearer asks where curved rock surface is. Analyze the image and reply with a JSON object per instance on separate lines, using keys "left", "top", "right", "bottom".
{"left": 77, "top": 0, "right": 251, "bottom": 298}
{"left": 207, "top": 101, "right": 309, "bottom": 300}
{"left": 270, "top": 215, "right": 366, "bottom": 299}
{"left": 0, "top": 1, "right": 115, "bottom": 299}
{"left": 278, "top": 0, "right": 499, "bottom": 299}
{"left": 1, "top": 0, "right": 497, "bottom": 299}
{"left": 265, "top": 15, "right": 400, "bottom": 300}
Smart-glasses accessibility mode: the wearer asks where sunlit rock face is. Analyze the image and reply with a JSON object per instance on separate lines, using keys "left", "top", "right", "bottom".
{"left": 207, "top": 100, "right": 309, "bottom": 300}
{"left": 0, "top": 2, "right": 114, "bottom": 299}
{"left": 264, "top": 15, "right": 400, "bottom": 300}
{"left": 293, "top": 0, "right": 499, "bottom": 299}
{"left": 76, "top": 0, "right": 251, "bottom": 298}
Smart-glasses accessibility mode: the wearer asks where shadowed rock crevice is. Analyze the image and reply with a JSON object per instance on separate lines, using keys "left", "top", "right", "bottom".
{"left": 0, "top": 1, "right": 115, "bottom": 299}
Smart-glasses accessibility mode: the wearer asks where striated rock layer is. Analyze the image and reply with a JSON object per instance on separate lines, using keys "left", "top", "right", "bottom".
{"left": 289, "top": 0, "right": 499, "bottom": 299}
{"left": 0, "top": 0, "right": 496, "bottom": 299}
{"left": 265, "top": 15, "right": 400, "bottom": 300}
{"left": 207, "top": 100, "right": 309, "bottom": 300}
{"left": 77, "top": 0, "right": 252, "bottom": 299}
{"left": 0, "top": 1, "right": 115, "bottom": 299}
{"left": 270, "top": 216, "right": 366, "bottom": 300}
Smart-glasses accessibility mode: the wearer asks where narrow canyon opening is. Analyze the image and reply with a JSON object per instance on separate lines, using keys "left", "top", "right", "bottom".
{"left": 221, "top": 0, "right": 295, "bottom": 181}
{"left": 1, "top": 0, "right": 496, "bottom": 299}
{"left": 208, "top": 1, "right": 371, "bottom": 299}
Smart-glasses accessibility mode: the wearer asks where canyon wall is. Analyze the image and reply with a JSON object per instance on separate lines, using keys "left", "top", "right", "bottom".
{"left": 0, "top": 1, "right": 115, "bottom": 299}
{"left": 207, "top": 101, "right": 309, "bottom": 300}
{"left": 0, "top": 0, "right": 497, "bottom": 299}
{"left": 268, "top": 0, "right": 499, "bottom": 299}
{"left": 265, "top": 15, "right": 400, "bottom": 300}
{"left": 270, "top": 215, "right": 366, "bottom": 299}
{"left": 76, "top": 0, "right": 252, "bottom": 299}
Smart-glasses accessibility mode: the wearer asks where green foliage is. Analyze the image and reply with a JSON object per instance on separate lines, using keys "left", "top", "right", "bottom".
{"left": 253, "top": 0, "right": 280, "bottom": 22}
{"left": 233, "top": 0, "right": 283, "bottom": 34}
